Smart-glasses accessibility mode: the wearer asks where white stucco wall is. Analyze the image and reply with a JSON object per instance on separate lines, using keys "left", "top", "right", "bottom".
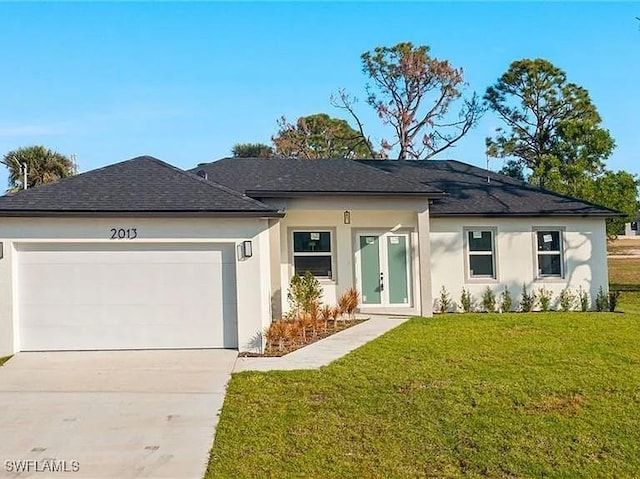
{"left": 429, "top": 217, "right": 609, "bottom": 311}
{"left": 0, "top": 217, "right": 271, "bottom": 355}
{"left": 269, "top": 196, "right": 430, "bottom": 317}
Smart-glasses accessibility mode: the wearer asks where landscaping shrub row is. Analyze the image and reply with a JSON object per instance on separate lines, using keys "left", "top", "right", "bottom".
{"left": 437, "top": 284, "right": 619, "bottom": 313}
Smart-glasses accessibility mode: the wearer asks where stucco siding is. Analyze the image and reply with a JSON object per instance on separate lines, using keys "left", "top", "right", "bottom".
{"left": 0, "top": 217, "right": 271, "bottom": 355}
{"left": 430, "top": 217, "right": 608, "bottom": 311}
{"left": 272, "top": 197, "right": 429, "bottom": 317}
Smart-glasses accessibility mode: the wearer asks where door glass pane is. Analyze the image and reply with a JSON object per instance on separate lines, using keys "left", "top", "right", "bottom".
{"left": 469, "top": 255, "right": 494, "bottom": 277}
{"left": 387, "top": 236, "right": 409, "bottom": 304}
{"left": 294, "top": 256, "right": 332, "bottom": 277}
{"left": 359, "top": 236, "right": 381, "bottom": 304}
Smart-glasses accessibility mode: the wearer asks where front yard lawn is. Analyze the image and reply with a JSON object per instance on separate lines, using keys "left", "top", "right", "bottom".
{"left": 208, "top": 300, "right": 640, "bottom": 478}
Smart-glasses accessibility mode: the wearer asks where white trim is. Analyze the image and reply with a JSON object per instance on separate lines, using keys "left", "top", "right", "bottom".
{"left": 11, "top": 242, "right": 19, "bottom": 353}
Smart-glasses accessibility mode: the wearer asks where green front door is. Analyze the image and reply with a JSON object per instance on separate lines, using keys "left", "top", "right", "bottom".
{"left": 357, "top": 233, "right": 410, "bottom": 307}
{"left": 359, "top": 235, "right": 381, "bottom": 304}
{"left": 387, "top": 235, "right": 409, "bottom": 305}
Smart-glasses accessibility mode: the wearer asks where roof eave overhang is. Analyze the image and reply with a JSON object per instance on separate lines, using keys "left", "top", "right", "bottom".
{"left": 429, "top": 212, "right": 623, "bottom": 218}
{"left": 246, "top": 190, "right": 445, "bottom": 198}
{"left": 0, "top": 210, "right": 285, "bottom": 218}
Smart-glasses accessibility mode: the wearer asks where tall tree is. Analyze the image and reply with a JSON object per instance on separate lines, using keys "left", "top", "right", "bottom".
{"left": 591, "top": 171, "right": 639, "bottom": 236}
{"left": 484, "top": 58, "right": 614, "bottom": 188}
{"left": 272, "top": 113, "right": 378, "bottom": 159}
{"left": 485, "top": 58, "right": 637, "bottom": 236}
{"left": 231, "top": 143, "right": 273, "bottom": 158}
{"left": 2, "top": 145, "right": 74, "bottom": 192}
{"left": 334, "top": 42, "right": 482, "bottom": 160}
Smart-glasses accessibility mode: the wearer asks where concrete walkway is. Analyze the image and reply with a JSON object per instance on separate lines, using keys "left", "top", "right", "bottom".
{"left": 0, "top": 349, "right": 237, "bottom": 479}
{"left": 234, "top": 315, "right": 409, "bottom": 372}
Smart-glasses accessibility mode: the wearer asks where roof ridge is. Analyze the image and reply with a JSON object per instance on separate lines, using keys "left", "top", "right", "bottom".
{"left": 147, "top": 157, "right": 277, "bottom": 211}
{"left": 354, "top": 159, "right": 445, "bottom": 194}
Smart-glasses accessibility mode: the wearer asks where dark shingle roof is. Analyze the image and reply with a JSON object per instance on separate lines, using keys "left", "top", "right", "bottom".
{"left": 190, "top": 157, "right": 443, "bottom": 197}
{"left": 358, "top": 159, "right": 621, "bottom": 217}
{"left": 0, "top": 156, "right": 281, "bottom": 216}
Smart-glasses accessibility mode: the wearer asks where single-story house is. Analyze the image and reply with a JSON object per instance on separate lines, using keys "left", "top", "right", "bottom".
{"left": 0, "top": 156, "right": 619, "bottom": 354}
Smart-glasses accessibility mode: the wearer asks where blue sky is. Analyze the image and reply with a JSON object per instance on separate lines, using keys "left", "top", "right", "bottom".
{"left": 0, "top": 2, "right": 638, "bottom": 188}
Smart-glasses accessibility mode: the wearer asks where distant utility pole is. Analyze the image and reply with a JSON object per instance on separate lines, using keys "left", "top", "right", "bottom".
{"left": 71, "top": 154, "right": 78, "bottom": 174}
{"left": 21, "top": 163, "right": 28, "bottom": 190}
{"left": 485, "top": 154, "right": 490, "bottom": 184}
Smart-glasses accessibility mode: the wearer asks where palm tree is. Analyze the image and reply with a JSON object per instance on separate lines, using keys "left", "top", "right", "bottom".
{"left": 2, "top": 145, "right": 75, "bottom": 192}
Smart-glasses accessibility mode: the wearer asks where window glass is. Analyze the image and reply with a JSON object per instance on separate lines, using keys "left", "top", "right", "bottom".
{"left": 466, "top": 229, "right": 495, "bottom": 279}
{"left": 294, "top": 256, "right": 332, "bottom": 277}
{"left": 538, "top": 254, "right": 561, "bottom": 276}
{"left": 536, "top": 231, "right": 560, "bottom": 252}
{"left": 292, "top": 231, "right": 333, "bottom": 278}
{"left": 535, "top": 229, "right": 563, "bottom": 277}
{"left": 293, "top": 232, "right": 331, "bottom": 253}
{"left": 469, "top": 255, "right": 494, "bottom": 277}
{"left": 468, "top": 231, "right": 493, "bottom": 251}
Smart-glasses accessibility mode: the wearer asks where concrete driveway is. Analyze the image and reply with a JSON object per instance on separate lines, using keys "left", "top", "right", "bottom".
{"left": 0, "top": 349, "right": 237, "bottom": 479}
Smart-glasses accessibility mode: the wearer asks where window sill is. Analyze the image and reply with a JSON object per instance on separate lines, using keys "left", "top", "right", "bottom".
{"left": 534, "top": 276, "right": 565, "bottom": 283}
{"left": 465, "top": 277, "right": 499, "bottom": 284}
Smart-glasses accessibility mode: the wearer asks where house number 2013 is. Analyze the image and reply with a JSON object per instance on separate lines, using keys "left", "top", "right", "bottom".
{"left": 110, "top": 228, "right": 138, "bottom": 240}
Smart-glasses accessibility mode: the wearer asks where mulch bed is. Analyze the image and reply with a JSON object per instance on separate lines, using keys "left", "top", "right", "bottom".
{"left": 239, "top": 319, "right": 366, "bottom": 357}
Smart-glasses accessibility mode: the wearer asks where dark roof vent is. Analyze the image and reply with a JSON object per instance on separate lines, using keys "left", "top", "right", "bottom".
{"left": 196, "top": 170, "right": 208, "bottom": 180}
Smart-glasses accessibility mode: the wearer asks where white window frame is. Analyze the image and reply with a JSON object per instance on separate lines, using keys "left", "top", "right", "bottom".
{"left": 533, "top": 228, "right": 565, "bottom": 279}
{"left": 464, "top": 227, "right": 498, "bottom": 282}
{"left": 291, "top": 229, "right": 335, "bottom": 280}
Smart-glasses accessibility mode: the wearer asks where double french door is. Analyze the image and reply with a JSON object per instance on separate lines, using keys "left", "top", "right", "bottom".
{"left": 355, "top": 232, "right": 411, "bottom": 307}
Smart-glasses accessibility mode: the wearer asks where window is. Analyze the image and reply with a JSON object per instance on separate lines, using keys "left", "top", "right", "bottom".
{"left": 466, "top": 229, "right": 495, "bottom": 279}
{"left": 535, "top": 230, "right": 563, "bottom": 277}
{"left": 292, "top": 231, "right": 333, "bottom": 278}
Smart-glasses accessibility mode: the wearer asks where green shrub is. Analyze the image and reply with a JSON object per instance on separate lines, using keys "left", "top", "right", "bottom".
{"left": 595, "top": 286, "right": 609, "bottom": 312}
{"left": 460, "top": 287, "right": 472, "bottom": 313}
{"left": 500, "top": 286, "right": 512, "bottom": 313}
{"left": 287, "top": 271, "right": 323, "bottom": 315}
{"left": 520, "top": 283, "right": 536, "bottom": 312}
{"left": 558, "top": 288, "right": 575, "bottom": 312}
{"left": 578, "top": 286, "right": 589, "bottom": 312}
{"left": 538, "top": 287, "right": 553, "bottom": 312}
{"left": 608, "top": 290, "right": 620, "bottom": 312}
{"left": 437, "top": 285, "right": 452, "bottom": 313}
{"left": 481, "top": 286, "right": 496, "bottom": 313}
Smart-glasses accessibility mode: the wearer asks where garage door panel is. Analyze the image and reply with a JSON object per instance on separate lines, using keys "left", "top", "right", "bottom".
{"left": 20, "top": 263, "right": 226, "bottom": 306}
{"left": 17, "top": 243, "right": 238, "bottom": 351}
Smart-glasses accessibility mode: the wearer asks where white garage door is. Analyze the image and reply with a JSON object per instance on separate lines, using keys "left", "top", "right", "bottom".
{"left": 17, "top": 243, "right": 238, "bottom": 351}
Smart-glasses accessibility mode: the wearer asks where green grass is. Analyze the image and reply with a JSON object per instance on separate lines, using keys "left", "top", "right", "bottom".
{"left": 208, "top": 308, "right": 640, "bottom": 478}
{"left": 0, "top": 356, "right": 11, "bottom": 367}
